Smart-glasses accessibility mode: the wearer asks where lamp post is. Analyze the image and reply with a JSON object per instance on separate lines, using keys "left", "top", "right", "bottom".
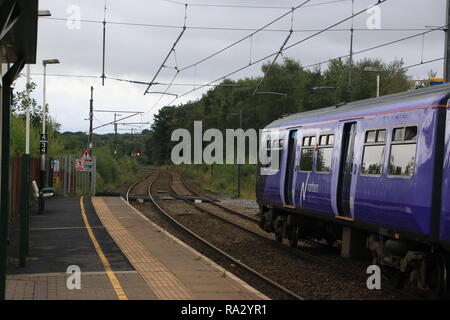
{"left": 39, "top": 59, "right": 59, "bottom": 213}
{"left": 364, "top": 67, "right": 381, "bottom": 98}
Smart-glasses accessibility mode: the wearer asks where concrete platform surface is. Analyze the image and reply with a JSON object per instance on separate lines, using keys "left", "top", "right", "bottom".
{"left": 6, "top": 196, "right": 268, "bottom": 300}
{"left": 91, "top": 197, "right": 268, "bottom": 300}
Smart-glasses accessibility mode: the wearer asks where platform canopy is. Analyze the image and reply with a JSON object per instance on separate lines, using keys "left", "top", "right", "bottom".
{"left": 0, "top": 0, "right": 38, "bottom": 65}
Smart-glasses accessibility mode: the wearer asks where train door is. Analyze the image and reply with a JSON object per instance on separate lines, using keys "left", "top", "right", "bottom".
{"left": 284, "top": 129, "right": 298, "bottom": 206}
{"left": 337, "top": 122, "right": 357, "bottom": 217}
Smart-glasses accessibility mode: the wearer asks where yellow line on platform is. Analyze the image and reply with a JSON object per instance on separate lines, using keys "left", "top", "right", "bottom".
{"left": 79, "top": 196, "right": 128, "bottom": 300}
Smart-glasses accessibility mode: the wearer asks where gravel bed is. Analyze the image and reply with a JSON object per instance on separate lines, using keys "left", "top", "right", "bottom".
{"left": 219, "top": 198, "right": 259, "bottom": 209}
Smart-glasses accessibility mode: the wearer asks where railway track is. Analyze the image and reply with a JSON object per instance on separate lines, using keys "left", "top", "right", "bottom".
{"left": 172, "top": 173, "right": 259, "bottom": 224}
{"left": 125, "top": 169, "right": 421, "bottom": 299}
{"left": 126, "top": 171, "right": 304, "bottom": 300}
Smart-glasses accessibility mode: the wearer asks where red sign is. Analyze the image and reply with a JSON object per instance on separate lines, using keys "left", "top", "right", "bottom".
{"left": 75, "top": 159, "right": 84, "bottom": 172}
{"left": 81, "top": 149, "right": 93, "bottom": 162}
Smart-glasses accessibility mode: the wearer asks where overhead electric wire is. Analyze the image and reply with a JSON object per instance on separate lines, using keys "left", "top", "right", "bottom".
{"left": 24, "top": 17, "right": 444, "bottom": 102}
{"left": 162, "top": 0, "right": 349, "bottom": 9}
{"left": 164, "top": 0, "right": 389, "bottom": 106}
{"left": 148, "top": 0, "right": 312, "bottom": 112}
{"left": 179, "top": 0, "right": 312, "bottom": 73}
{"left": 41, "top": 17, "right": 430, "bottom": 33}
{"left": 22, "top": 72, "right": 242, "bottom": 87}
{"left": 148, "top": 72, "right": 180, "bottom": 109}
{"left": 301, "top": 25, "right": 446, "bottom": 70}
{"left": 144, "top": 4, "right": 188, "bottom": 95}
{"left": 402, "top": 57, "right": 445, "bottom": 70}
{"left": 93, "top": 113, "right": 141, "bottom": 131}
{"left": 143, "top": 27, "right": 186, "bottom": 94}
{"left": 253, "top": 9, "right": 295, "bottom": 95}
{"left": 25, "top": 20, "right": 443, "bottom": 90}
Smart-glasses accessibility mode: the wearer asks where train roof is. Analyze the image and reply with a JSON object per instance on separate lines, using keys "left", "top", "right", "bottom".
{"left": 266, "top": 83, "right": 450, "bottom": 129}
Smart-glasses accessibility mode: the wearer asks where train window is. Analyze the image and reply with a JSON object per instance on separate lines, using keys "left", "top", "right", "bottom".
{"left": 279, "top": 139, "right": 284, "bottom": 148}
{"left": 327, "top": 134, "right": 335, "bottom": 145}
{"left": 389, "top": 144, "right": 416, "bottom": 176}
{"left": 393, "top": 128, "right": 404, "bottom": 142}
{"left": 302, "top": 137, "right": 309, "bottom": 146}
{"left": 317, "top": 148, "right": 333, "bottom": 172}
{"left": 377, "top": 129, "right": 386, "bottom": 142}
{"left": 405, "top": 126, "right": 417, "bottom": 141}
{"left": 362, "top": 145, "right": 384, "bottom": 175}
{"left": 361, "top": 129, "right": 386, "bottom": 176}
{"left": 366, "top": 130, "right": 377, "bottom": 143}
{"left": 388, "top": 126, "right": 417, "bottom": 177}
{"left": 300, "top": 135, "right": 316, "bottom": 171}
{"left": 316, "top": 134, "right": 334, "bottom": 172}
{"left": 300, "top": 149, "right": 314, "bottom": 171}
{"left": 267, "top": 140, "right": 271, "bottom": 150}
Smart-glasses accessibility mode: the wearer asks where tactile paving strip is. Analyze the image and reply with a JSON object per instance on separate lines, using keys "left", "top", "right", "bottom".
{"left": 91, "top": 197, "right": 194, "bottom": 300}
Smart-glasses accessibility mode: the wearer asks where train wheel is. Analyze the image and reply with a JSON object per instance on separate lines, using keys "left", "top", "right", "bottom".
{"left": 288, "top": 226, "right": 299, "bottom": 249}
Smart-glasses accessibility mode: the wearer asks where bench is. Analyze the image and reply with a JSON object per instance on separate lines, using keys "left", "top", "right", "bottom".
{"left": 32, "top": 180, "right": 56, "bottom": 213}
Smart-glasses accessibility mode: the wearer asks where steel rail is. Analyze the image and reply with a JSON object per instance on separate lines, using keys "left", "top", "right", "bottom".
{"left": 126, "top": 174, "right": 153, "bottom": 203}
{"left": 147, "top": 170, "right": 304, "bottom": 300}
{"left": 171, "top": 171, "right": 259, "bottom": 223}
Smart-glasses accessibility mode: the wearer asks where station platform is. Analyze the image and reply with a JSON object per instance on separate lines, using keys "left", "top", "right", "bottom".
{"left": 6, "top": 196, "right": 267, "bottom": 300}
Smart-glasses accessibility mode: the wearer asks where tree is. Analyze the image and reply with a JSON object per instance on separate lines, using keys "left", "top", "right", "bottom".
{"left": 144, "top": 57, "right": 411, "bottom": 164}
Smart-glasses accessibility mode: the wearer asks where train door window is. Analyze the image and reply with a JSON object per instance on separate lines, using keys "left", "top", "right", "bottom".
{"left": 263, "top": 139, "right": 271, "bottom": 167}
{"left": 388, "top": 126, "right": 418, "bottom": 177}
{"left": 361, "top": 129, "right": 386, "bottom": 175}
{"left": 300, "top": 135, "right": 315, "bottom": 171}
{"left": 272, "top": 138, "right": 284, "bottom": 170}
{"left": 317, "top": 134, "right": 334, "bottom": 172}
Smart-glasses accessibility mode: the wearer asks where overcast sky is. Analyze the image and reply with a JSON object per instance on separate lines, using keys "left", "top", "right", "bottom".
{"left": 13, "top": 0, "right": 447, "bottom": 134}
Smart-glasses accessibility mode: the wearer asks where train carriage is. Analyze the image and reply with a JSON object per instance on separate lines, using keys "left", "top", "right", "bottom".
{"left": 257, "top": 83, "right": 450, "bottom": 297}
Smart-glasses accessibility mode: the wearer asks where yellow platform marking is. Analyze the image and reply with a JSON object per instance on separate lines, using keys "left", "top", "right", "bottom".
{"left": 80, "top": 196, "right": 128, "bottom": 300}
{"left": 91, "top": 197, "right": 194, "bottom": 300}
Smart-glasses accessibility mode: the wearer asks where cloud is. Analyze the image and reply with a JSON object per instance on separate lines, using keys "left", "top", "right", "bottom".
{"left": 18, "top": 0, "right": 445, "bottom": 133}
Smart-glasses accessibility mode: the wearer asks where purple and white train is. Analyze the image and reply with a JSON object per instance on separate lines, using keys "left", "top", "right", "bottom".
{"left": 256, "top": 83, "right": 450, "bottom": 297}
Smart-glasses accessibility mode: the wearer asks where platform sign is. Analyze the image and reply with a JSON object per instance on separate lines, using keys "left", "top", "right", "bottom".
{"left": 80, "top": 149, "right": 93, "bottom": 171}
{"left": 80, "top": 149, "right": 93, "bottom": 162}
{"left": 40, "top": 134, "right": 48, "bottom": 154}
{"left": 75, "top": 159, "right": 85, "bottom": 172}
{"left": 40, "top": 141, "right": 48, "bottom": 154}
